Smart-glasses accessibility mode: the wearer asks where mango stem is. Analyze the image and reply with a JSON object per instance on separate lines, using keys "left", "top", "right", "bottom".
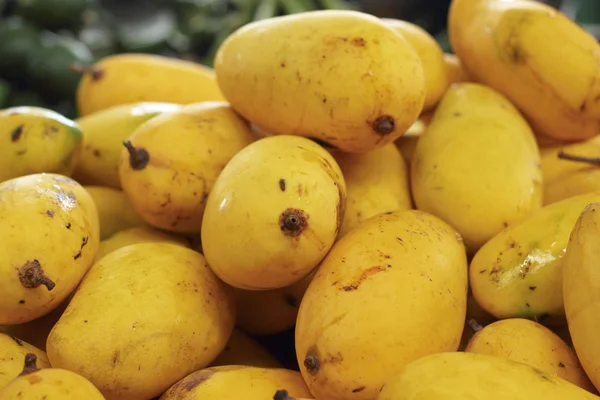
{"left": 19, "top": 353, "right": 40, "bottom": 376}
{"left": 557, "top": 151, "right": 600, "bottom": 165}
{"left": 274, "top": 390, "right": 296, "bottom": 400}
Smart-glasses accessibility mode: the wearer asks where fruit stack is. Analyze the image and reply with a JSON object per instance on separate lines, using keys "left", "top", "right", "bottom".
{"left": 2, "top": 1, "right": 600, "bottom": 400}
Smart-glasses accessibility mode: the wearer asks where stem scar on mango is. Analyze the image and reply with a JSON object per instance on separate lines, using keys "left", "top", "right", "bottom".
{"left": 18, "top": 260, "right": 55, "bottom": 291}
{"left": 19, "top": 353, "right": 40, "bottom": 376}
{"left": 70, "top": 64, "right": 104, "bottom": 81}
{"left": 123, "top": 140, "right": 150, "bottom": 170}
{"left": 372, "top": 115, "right": 396, "bottom": 135}
{"left": 280, "top": 208, "right": 308, "bottom": 236}
{"left": 304, "top": 347, "right": 320, "bottom": 376}
{"left": 273, "top": 390, "right": 296, "bottom": 400}
{"left": 11, "top": 124, "right": 24, "bottom": 142}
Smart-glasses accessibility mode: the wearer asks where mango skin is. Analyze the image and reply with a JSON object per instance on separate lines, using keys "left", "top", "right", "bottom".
{"left": 0, "top": 106, "right": 82, "bottom": 182}
{"left": 0, "top": 363, "right": 106, "bottom": 400}
{"left": 73, "top": 102, "right": 182, "bottom": 189}
{"left": 332, "top": 144, "right": 412, "bottom": 238}
{"left": 0, "top": 333, "right": 50, "bottom": 390}
{"left": 378, "top": 352, "right": 600, "bottom": 400}
{"left": 210, "top": 329, "right": 282, "bottom": 368}
{"left": 470, "top": 191, "right": 600, "bottom": 323}
{"left": 383, "top": 19, "right": 448, "bottom": 111}
{"left": 201, "top": 135, "right": 346, "bottom": 290}
{"left": 411, "top": 83, "right": 543, "bottom": 254}
{"left": 443, "top": 53, "right": 471, "bottom": 85}
{"left": 563, "top": 202, "right": 600, "bottom": 391}
{"left": 160, "top": 366, "right": 311, "bottom": 400}
{"left": 119, "top": 101, "right": 255, "bottom": 234}
{"left": 449, "top": 0, "right": 600, "bottom": 141}
{"left": 465, "top": 318, "right": 595, "bottom": 392}
{"left": 76, "top": 53, "right": 225, "bottom": 116}
{"left": 46, "top": 243, "right": 236, "bottom": 400}
{"left": 84, "top": 186, "right": 146, "bottom": 240}
{"left": 541, "top": 136, "right": 600, "bottom": 205}
{"left": 215, "top": 10, "right": 425, "bottom": 153}
{"left": 0, "top": 173, "right": 100, "bottom": 325}
{"left": 295, "top": 210, "right": 468, "bottom": 400}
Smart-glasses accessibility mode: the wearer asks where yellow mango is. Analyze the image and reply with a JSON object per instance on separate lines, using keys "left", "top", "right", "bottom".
{"left": 0, "top": 333, "right": 50, "bottom": 390}
{"left": 443, "top": 53, "right": 471, "bottom": 85}
{"left": 0, "top": 353, "right": 105, "bottom": 400}
{"left": 201, "top": 135, "right": 346, "bottom": 290}
{"left": 332, "top": 144, "right": 412, "bottom": 237}
{"left": 470, "top": 191, "right": 600, "bottom": 323}
{"left": 411, "top": 83, "right": 543, "bottom": 254}
{"left": 46, "top": 243, "right": 236, "bottom": 400}
{"left": 210, "top": 329, "right": 282, "bottom": 368}
{"left": 564, "top": 202, "right": 600, "bottom": 391}
{"left": 215, "top": 10, "right": 425, "bottom": 153}
{"left": 160, "top": 366, "right": 311, "bottom": 400}
{"left": 0, "top": 173, "right": 99, "bottom": 325}
{"left": 234, "top": 272, "right": 314, "bottom": 336}
{"left": 119, "top": 101, "right": 255, "bottom": 234}
{"left": 76, "top": 53, "right": 225, "bottom": 116}
{"left": 465, "top": 318, "right": 595, "bottom": 391}
{"left": 295, "top": 210, "right": 468, "bottom": 400}
{"left": 84, "top": 186, "right": 146, "bottom": 240}
{"left": 0, "top": 106, "right": 82, "bottom": 182}
{"left": 73, "top": 102, "right": 182, "bottom": 189}
{"left": 384, "top": 19, "right": 447, "bottom": 111}
{"left": 449, "top": 0, "right": 600, "bottom": 141}
{"left": 540, "top": 136, "right": 600, "bottom": 205}
{"left": 95, "top": 226, "right": 189, "bottom": 262}
{"left": 378, "top": 352, "right": 600, "bottom": 400}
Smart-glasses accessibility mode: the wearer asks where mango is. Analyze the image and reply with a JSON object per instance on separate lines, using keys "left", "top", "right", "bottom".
{"left": 295, "top": 210, "right": 468, "bottom": 400}
{"left": 46, "top": 243, "right": 236, "bottom": 400}
{"left": 214, "top": 10, "right": 425, "bottom": 153}
{"left": 0, "top": 173, "right": 99, "bottom": 325}
{"left": 119, "top": 101, "right": 255, "bottom": 234}
{"left": 202, "top": 135, "right": 346, "bottom": 290}
{"left": 411, "top": 83, "right": 543, "bottom": 254}
{"left": 0, "top": 106, "right": 82, "bottom": 182}
{"left": 443, "top": 53, "right": 470, "bottom": 85}
{"left": 0, "top": 333, "right": 50, "bottom": 390}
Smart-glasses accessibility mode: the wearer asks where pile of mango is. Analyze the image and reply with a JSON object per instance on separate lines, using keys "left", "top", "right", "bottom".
{"left": 2, "top": 1, "right": 600, "bottom": 399}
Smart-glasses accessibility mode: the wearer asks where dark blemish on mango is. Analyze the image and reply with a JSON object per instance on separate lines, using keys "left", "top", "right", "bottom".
{"left": 73, "top": 236, "right": 89, "bottom": 260}
{"left": 16, "top": 149, "right": 26, "bottom": 156}
{"left": 92, "top": 149, "right": 101, "bottom": 158}
{"left": 284, "top": 294, "right": 298, "bottom": 308}
{"left": 453, "top": 112, "right": 462, "bottom": 117}
{"left": 529, "top": 286, "right": 537, "bottom": 291}
{"left": 112, "top": 351, "right": 120, "bottom": 365}
{"left": 279, "top": 179, "right": 286, "bottom": 192}
{"left": 19, "top": 300, "right": 25, "bottom": 304}
{"left": 11, "top": 125, "right": 24, "bottom": 142}
{"left": 558, "top": 362, "right": 565, "bottom": 368}
{"left": 46, "top": 210, "right": 54, "bottom": 218}
{"left": 352, "top": 386, "right": 366, "bottom": 393}
{"left": 280, "top": 208, "right": 308, "bottom": 237}
{"left": 503, "top": 222, "right": 509, "bottom": 228}
{"left": 341, "top": 266, "right": 386, "bottom": 292}
{"left": 65, "top": 223, "right": 71, "bottom": 229}
{"left": 304, "top": 348, "right": 320, "bottom": 375}
{"left": 372, "top": 115, "right": 396, "bottom": 136}
{"left": 123, "top": 140, "right": 150, "bottom": 170}
{"left": 508, "top": 42, "right": 526, "bottom": 64}
{"left": 178, "top": 369, "right": 216, "bottom": 391}
{"left": 19, "top": 353, "right": 40, "bottom": 376}
{"left": 18, "top": 260, "right": 55, "bottom": 291}
{"left": 479, "top": 269, "right": 487, "bottom": 274}
{"left": 280, "top": 62, "right": 286, "bottom": 68}
{"left": 532, "top": 367, "right": 555, "bottom": 383}
{"left": 525, "top": 302, "right": 531, "bottom": 308}
{"left": 90, "top": 66, "right": 105, "bottom": 81}
{"left": 11, "top": 336, "right": 23, "bottom": 346}
{"left": 352, "top": 37, "right": 366, "bottom": 46}
{"left": 274, "top": 390, "right": 295, "bottom": 400}
{"left": 322, "top": 97, "right": 327, "bottom": 104}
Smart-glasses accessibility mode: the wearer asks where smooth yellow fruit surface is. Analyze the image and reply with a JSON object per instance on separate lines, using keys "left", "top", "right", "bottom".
{"left": 119, "top": 101, "right": 254, "bottom": 234}
{"left": 444, "top": 53, "right": 471, "bottom": 85}
{"left": 46, "top": 243, "right": 236, "bottom": 400}
{"left": 234, "top": 272, "right": 314, "bottom": 336}
{"left": 295, "top": 210, "right": 468, "bottom": 400}
{"left": 465, "top": 318, "right": 595, "bottom": 391}
{"left": 332, "top": 144, "right": 412, "bottom": 237}
{"left": 541, "top": 136, "right": 600, "bottom": 205}
{"left": 0, "top": 334, "right": 50, "bottom": 389}
{"left": 76, "top": 54, "right": 225, "bottom": 116}
{"left": 160, "top": 366, "right": 311, "bottom": 400}
{"left": 73, "top": 102, "right": 182, "bottom": 189}
{"left": 0, "top": 174, "right": 99, "bottom": 325}
{"left": 0, "top": 106, "right": 82, "bottom": 182}
{"left": 449, "top": 0, "right": 600, "bottom": 141}
{"left": 215, "top": 10, "right": 425, "bottom": 153}
{"left": 84, "top": 186, "right": 146, "bottom": 240}
{"left": 384, "top": 19, "right": 448, "bottom": 111}
{"left": 0, "top": 354, "right": 105, "bottom": 400}
{"left": 202, "top": 135, "right": 346, "bottom": 290}
{"left": 210, "top": 329, "right": 282, "bottom": 368}
{"left": 95, "top": 226, "right": 189, "bottom": 262}
{"left": 470, "top": 191, "right": 600, "bottom": 322}
{"left": 564, "top": 202, "right": 600, "bottom": 391}
{"left": 411, "top": 83, "right": 543, "bottom": 253}
{"left": 378, "top": 352, "right": 600, "bottom": 400}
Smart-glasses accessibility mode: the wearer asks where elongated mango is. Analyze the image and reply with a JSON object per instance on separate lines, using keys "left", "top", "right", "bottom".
{"left": 470, "top": 191, "right": 600, "bottom": 323}
{"left": 378, "top": 352, "right": 600, "bottom": 400}
{"left": 76, "top": 54, "right": 225, "bottom": 116}
{"left": 215, "top": 10, "right": 425, "bottom": 153}
{"left": 0, "top": 106, "right": 82, "bottom": 182}
{"left": 449, "top": 0, "right": 600, "bottom": 141}
{"left": 411, "top": 83, "right": 543, "bottom": 253}
{"left": 73, "top": 102, "right": 181, "bottom": 188}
